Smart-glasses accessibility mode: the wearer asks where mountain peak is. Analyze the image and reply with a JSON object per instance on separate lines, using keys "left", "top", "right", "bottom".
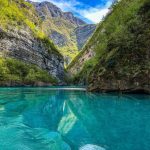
{"left": 63, "top": 12, "right": 86, "bottom": 26}
{"left": 30, "top": 0, "right": 86, "bottom": 26}
{"left": 31, "top": 1, "right": 63, "bottom": 18}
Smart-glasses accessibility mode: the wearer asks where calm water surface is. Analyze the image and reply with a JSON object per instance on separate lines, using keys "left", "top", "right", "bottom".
{"left": 0, "top": 87, "right": 150, "bottom": 150}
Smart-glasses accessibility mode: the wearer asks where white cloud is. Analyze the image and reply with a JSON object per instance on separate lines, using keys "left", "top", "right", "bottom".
{"left": 80, "top": 1, "right": 112, "bottom": 23}
{"left": 29, "top": 0, "right": 113, "bottom": 23}
{"left": 81, "top": 8, "right": 109, "bottom": 23}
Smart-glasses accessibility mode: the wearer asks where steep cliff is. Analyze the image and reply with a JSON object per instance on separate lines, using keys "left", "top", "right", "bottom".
{"left": 0, "top": 0, "right": 64, "bottom": 85}
{"left": 31, "top": 1, "right": 96, "bottom": 65}
{"left": 69, "top": 0, "right": 150, "bottom": 93}
{"left": 75, "top": 24, "right": 97, "bottom": 50}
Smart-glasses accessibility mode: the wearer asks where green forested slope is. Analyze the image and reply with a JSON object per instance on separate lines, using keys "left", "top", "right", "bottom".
{"left": 69, "top": 0, "right": 150, "bottom": 93}
{"left": 0, "top": 58, "right": 57, "bottom": 86}
{"left": 0, "top": 0, "right": 63, "bottom": 85}
{"left": 0, "top": 0, "right": 41, "bottom": 37}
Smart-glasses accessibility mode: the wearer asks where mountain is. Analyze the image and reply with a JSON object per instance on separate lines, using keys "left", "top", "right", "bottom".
{"left": 68, "top": 0, "right": 150, "bottom": 94}
{"left": 75, "top": 24, "right": 96, "bottom": 50}
{"left": 0, "top": 0, "right": 64, "bottom": 85}
{"left": 32, "top": 1, "right": 86, "bottom": 26}
{"left": 30, "top": 1, "right": 96, "bottom": 65}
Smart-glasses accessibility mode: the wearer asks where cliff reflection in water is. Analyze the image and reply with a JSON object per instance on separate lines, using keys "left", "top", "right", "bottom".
{"left": 0, "top": 88, "right": 150, "bottom": 150}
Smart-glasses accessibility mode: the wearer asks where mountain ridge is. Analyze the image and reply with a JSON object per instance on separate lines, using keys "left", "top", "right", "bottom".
{"left": 30, "top": 0, "right": 86, "bottom": 26}
{"left": 30, "top": 0, "right": 96, "bottom": 65}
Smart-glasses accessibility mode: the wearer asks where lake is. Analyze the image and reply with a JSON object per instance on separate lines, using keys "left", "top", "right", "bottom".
{"left": 0, "top": 87, "right": 150, "bottom": 150}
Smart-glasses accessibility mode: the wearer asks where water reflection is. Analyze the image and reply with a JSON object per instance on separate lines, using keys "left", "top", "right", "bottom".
{"left": 0, "top": 88, "right": 150, "bottom": 150}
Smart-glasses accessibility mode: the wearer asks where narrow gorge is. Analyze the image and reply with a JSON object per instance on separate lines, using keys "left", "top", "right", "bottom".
{"left": 0, "top": 0, "right": 149, "bottom": 92}
{"left": 0, "top": 0, "right": 150, "bottom": 150}
{"left": 0, "top": 0, "right": 96, "bottom": 86}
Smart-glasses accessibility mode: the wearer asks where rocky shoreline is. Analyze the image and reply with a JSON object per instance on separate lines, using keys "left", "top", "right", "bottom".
{"left": 88, "top": 87, "right": 150, "bottom": 94}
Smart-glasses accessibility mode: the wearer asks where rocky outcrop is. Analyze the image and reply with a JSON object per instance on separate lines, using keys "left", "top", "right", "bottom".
{"left": 63, "top": 12, "right": 86, "bottom": 26}
{"left": 49, "top": 31, "right": 67, "bottom": 47}
{"left": 68, "top": 47, "right": 95, "bottom": 75}
{"left": 88, "top": 66, "right": 150, "bottom": 94}
{"left": 75, "top": 24, "right": 96, "bottom": 50}
{"left": 33, "top": 1, "right": 63, "bottom": 19}
{"left": 0, "top": 26, "right": 64, "bottom": 80}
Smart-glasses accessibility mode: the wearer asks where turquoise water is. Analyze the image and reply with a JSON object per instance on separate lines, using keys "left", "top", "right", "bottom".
{"left": 0, "top": 88, "right": 150, "bottom": 150}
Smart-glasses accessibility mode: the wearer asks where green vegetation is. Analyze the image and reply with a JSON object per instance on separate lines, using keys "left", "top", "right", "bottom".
{"left": 39, "top": 37, "right": 62, "bottom": 56}
{"left": 41, "top": 17, "right": 79, "bottom": 65}
{"left": 0, "top": 0, "right": 61, "bottom": 55}
{"left": 0, "top": 0, "right": 82, "bottom": 65}
{"left": 71, "top": 58, "right": 97, "bottom": 84}
{"left": 0, "top": 57, "right": 57, "bottom": 85}
{"left": 0, "top": 0, "right": 38, "bottom": 31}
{"left": 69, "top": 0, "right": 150, "bottom": 85}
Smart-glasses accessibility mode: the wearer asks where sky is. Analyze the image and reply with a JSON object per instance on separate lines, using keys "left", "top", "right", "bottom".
{"left": 31, "top": 0, "right": 114, "bottom": 23}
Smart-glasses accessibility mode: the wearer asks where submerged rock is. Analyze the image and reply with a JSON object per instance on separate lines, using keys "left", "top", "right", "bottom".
{"left": 80, "top": 144, "right": 105, "bottom": 150}
{"left": 42, "top": 131, "right": 71, "bottom": 150}
{"left": 32, "top": 129, "right": 71, "bottom": 150}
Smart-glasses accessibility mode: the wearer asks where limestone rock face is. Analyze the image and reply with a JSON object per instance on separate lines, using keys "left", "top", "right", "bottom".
{"left": 0, "top": 26, "right": 64, "bottom": 80}
{"left": 32, "top": 1, "right": 63, "bottom": 19}
{"left": 75, "top": 24, "right": 96, "bottom": 50}
{"left": 63, "top": 12, "right": 86, "bottom": 26}
{"left": 68, "top": 48, "right": 95, "bottom": 75}
{"left": 49, "top": 31, "right": 67, "bottom": 47}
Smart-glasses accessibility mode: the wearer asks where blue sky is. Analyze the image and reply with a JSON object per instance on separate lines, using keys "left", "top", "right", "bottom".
{"left": 31, "top": 0, "right": 114, "bottom": 23}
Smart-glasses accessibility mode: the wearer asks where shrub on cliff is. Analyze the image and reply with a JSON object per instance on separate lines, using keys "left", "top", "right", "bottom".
{"left": 0, "top": 58, "right": 58, "bottom": 85}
